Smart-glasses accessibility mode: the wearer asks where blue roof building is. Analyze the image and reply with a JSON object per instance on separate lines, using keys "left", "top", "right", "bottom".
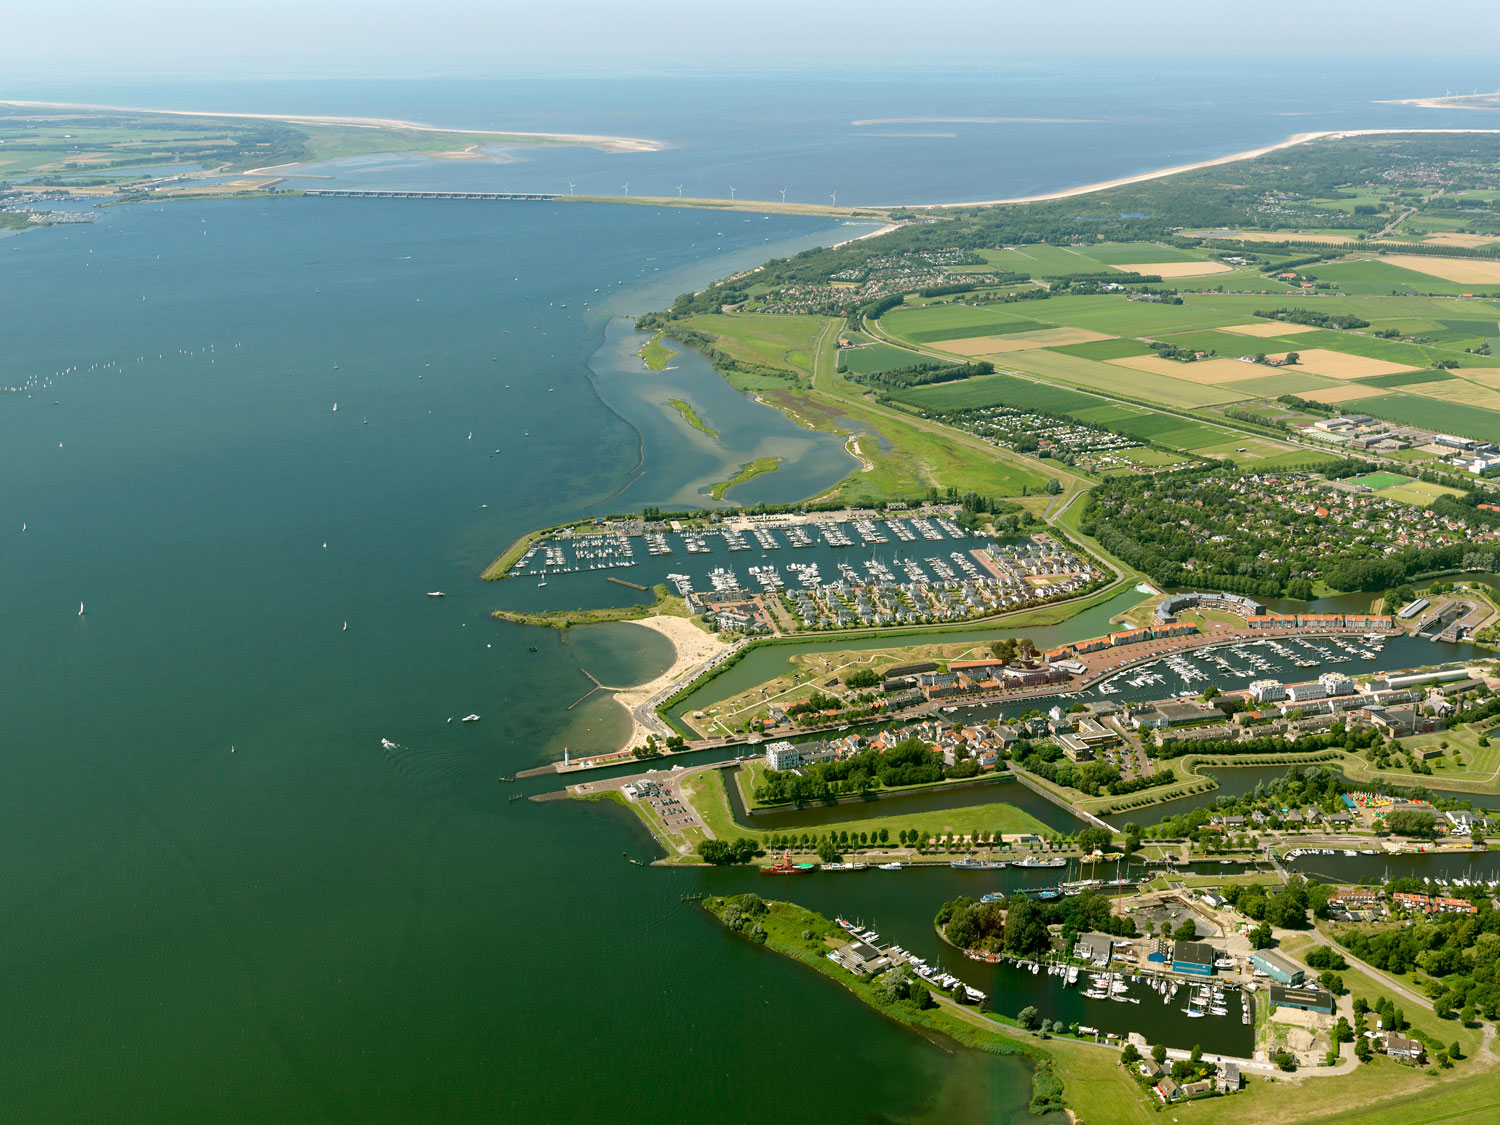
{"left": 1251, "top": 951, "right": 1305, "bottom": 986}
{"left": 1171, "top": 940, "right": 1216, "bottom": 977}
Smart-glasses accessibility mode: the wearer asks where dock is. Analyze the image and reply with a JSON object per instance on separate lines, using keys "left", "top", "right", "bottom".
{"left": 606, "top": 576, "right": 649, "bottom": 591}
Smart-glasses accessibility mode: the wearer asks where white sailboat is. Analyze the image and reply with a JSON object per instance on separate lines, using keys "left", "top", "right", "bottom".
{"left": 78, "top": 601, "right": 85, "bottom": 617}
{"left": 332, "top": 402, "right": 338, "bottom": 413}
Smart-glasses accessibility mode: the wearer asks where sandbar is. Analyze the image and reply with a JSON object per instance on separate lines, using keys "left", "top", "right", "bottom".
{"left": 0, "top": 99, "right": 668, "bottom": 155}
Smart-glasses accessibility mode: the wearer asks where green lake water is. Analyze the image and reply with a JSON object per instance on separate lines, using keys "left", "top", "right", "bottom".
{"left": 0, "top": 197, "right": 1058, "bottom": 1121}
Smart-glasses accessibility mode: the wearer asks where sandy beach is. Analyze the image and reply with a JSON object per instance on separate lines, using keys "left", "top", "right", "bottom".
{"left": 605, "top": 615, "right": 728, "bottom": 750}
{"left": 1380, "top": 96, "right": 1500, "bottom": 111}
{"left": 916, "top": 128, "right": 1500, "bottom": 208}
{"left": 0, "top": 99, "right": 667, "bottom": 154}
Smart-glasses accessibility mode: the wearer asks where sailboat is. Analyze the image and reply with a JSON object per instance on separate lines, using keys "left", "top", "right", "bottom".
{"left": 342, "top": 621, "right": 348, "bottom": 632}
{"left": 332, "top": 402, "right": 338, "bottom": 413}
{"left": 78, "top": 601, "right": 85, "bottom": 617}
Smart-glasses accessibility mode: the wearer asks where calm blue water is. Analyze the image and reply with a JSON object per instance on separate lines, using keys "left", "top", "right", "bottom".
{"left": 2, "top": 68, "right": 1482, "bottom": 1120}
{"left": 10, "top": 64, "right": 1496, "bottom": 203}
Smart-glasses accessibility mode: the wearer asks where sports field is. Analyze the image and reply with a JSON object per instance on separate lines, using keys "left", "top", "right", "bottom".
{"left": 1352, "top": 471, "right": 1413, "bottom": 490}
{"left": 1382, "top": 479, "right": 1468, "bottom": 506}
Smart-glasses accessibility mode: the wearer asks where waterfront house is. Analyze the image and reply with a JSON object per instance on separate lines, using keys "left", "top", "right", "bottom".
{"left": 1074, "top": 932, "right": 1114, "bottom": 967}
{"left": 1269, "top": 984, "right": 1334, "bottom": 1014}
{"left": 1251, "top": 951, "right": 1304, "bottom": 986}
{"left": 1180, "top": 1079, "right": 1213, "bottom": 1098}
{"left": 831, "top": 940, "right": 891, "bottom": 977}
{"left": 1216, "top": 1062, "right": 1240, "bottom": 1092}
{"left": 765, "top": 741, "right": 800, "bottom": 770}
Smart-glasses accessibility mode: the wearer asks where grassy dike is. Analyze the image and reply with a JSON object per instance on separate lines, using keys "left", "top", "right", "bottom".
{"left": 702, "top": 895, "right": 1150, "bottom": 1123}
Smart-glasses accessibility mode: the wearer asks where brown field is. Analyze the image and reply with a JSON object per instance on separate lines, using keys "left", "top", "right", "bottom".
{"left": 1301, "top": 384, "right": 1386, "bottom": 404}
{"left": 936, "top": 327, "right": 1112, "bottom": 355}
{"left": 1411, "top": 379, "right": 1500, "bottom": 411}
{"left": 1285, "top": 348, "right": 1421, "bottom": 379}
{"left": 1120, "top": 261, "right": 1234, "bottom": 278}
{"left": 1107, "top": 355, "right": 1266, "bottom": 383}
{"left": 1449, "top": 367, "right": 1500, "bottom": 386}
{"left": 1192, "top": 230, "right": 1361, "bottom": 245}
{"left": 1380, "top": 254, "right": 1500, "bottom": 284}
{"left": 1422, "top": 232, "right": 1500, "bottom": 248}
{"left": 1222, "top": 321, "right": 1320, "bottom": 337}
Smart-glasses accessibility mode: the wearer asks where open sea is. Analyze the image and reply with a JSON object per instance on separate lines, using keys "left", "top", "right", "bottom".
{"left": 3, "top": 64, "right": 1496, "bottom": 1121}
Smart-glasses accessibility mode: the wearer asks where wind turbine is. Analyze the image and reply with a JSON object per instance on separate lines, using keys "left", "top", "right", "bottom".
{"left": 729, "top": 186, "right": 737, "bottom": 201}
{"left": 622, "top": 182, "right": 629, "bottom": 197}
{"left": 779, "top": 188, "right": 787, "bottom": 203}
{"left": 675, "top": 184, "right": 683, "bottom": 197}
{"left": 568, "top": 181, "right": 576, "bottom": 196}
{"left": 830, "top": 189, "right": 838, "bottom": 207}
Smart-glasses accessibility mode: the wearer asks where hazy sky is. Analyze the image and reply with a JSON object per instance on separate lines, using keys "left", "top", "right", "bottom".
{"left": 7, "top": 0, "right": 1500, "bottom": 75}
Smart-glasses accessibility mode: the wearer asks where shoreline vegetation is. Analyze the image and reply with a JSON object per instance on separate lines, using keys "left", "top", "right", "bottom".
{"left": 638, "top": 333, "right": 676, "bottom": 370}
{"left": 708, "top": 456, "right": 782, "bottom": 499}
{"left": 666, "top": 397, "right": 717, "bottom": 437}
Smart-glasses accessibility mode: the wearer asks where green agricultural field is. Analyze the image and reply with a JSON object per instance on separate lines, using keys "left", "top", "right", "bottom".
{"left": 893, "top": 372, "right": 1244, "bottom": 453}
{"left": 972, "top": 243, "right": 1105, "bottom": 276}
{"left": 1047, "top": 337, "right": 1154, "bottom": 360}
{"left": 881, "top": 308, "right": 1054, "bottom": 345}
{"left": 1353, "top": 392, "right": 1500, "bottom": 441}
{"left": 1074, "top": 241, "right": 1211, "bottom": 266}
{"left": 1355, "top": 368, "right": 1458, "bottom": 389}
{"left": 1353, "top": 471, "right": 1414, "bottom": 490}
{"left": 892, "top": 372, "right": 1100, "bottom": 413}
{"left": 838, "top": 342, "right": 929, "bottom": 375}
{"left": 1030, "top": 294, "right": 1239, "bottom": 335}
{"left": 1003, "top": 348, "right": 1249, "bottom": 408}
{"left": 1226, "top": 372, "right": 1340, "bottom": 397}
{"left": 678, "top": 313, "right": 832, "bottom": 381}
{"left": 1153, "top": 329, "right": 1289, "bottom": 355}
{"left": 1308, "top": 258, "right": 1485, "bottom": 296}
{"left": 1262, "top": 327, "right": 1484, "bottom": 370}
{"left": 1190, "top": 291, "right": 1500, "bottom": 325}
